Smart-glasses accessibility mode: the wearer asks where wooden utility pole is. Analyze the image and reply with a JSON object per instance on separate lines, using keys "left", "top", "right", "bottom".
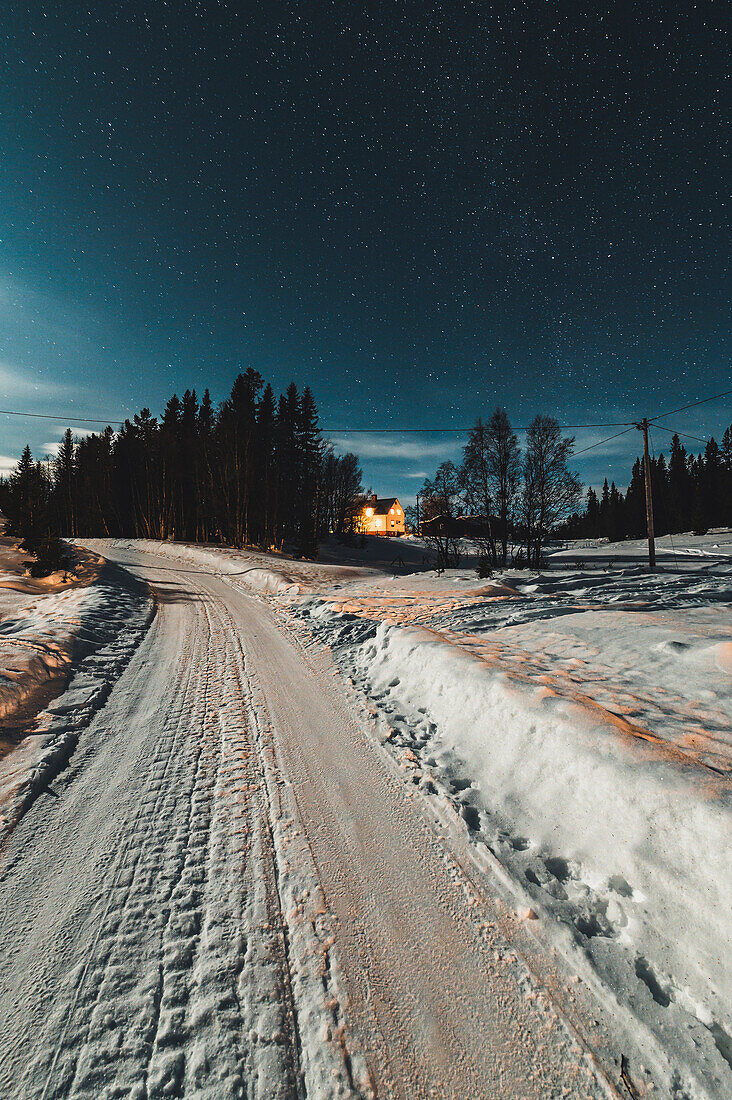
{"left": 638, "top": 418, "right": 656, "bottom": 569}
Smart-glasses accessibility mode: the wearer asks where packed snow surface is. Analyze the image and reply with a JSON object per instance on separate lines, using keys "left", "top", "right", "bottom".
{"left": 1, "top": 538, "right": 613, "bottom": 1100}
{"left": 2, "top": 532, "right": 729, "bottom": 1098}
{"left": 135, "top": 532, "right": 731, "bottom": 1098}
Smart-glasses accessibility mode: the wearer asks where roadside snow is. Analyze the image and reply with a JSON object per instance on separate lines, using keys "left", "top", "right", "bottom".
{"left": 0, "top": 563, "right": 153, "bottom": 838}
{"left": 74, "top": 534, "right": 731, "bottom": 1097}
{"left": 290, "top": 558, "right": 732, "bottom": 1099}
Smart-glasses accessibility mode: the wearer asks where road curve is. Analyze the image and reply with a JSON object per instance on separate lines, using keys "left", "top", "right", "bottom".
{"left": 0, "top": 542, "right": 610, "bottom": 1100}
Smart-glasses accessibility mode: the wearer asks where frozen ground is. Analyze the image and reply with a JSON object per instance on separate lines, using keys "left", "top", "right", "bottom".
{"left": 0, "top": 539, "right": 153, "bottom": 836}
{"left": 1, "top": 532, "right": 729, "bottom": 1098}
{"left": 0, "top": 537, "right": 617, "bottom": 1100}
{"left": 286, "top": 532, "right": 732, "bottom": 1099}
{"left": 141, "top": 532, "right": 732, "bottom": 1096}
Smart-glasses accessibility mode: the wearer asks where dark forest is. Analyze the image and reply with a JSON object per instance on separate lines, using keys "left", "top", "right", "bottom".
{"left": 563, "top": 427, "right": 732, "bottom": 542}
{"left": 0, "top": 371, "right": 364, "bottom": 569}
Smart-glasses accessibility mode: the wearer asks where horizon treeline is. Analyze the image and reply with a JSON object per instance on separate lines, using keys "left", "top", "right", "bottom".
{"left": 0, "top": 371, "right": 365, "bottom": 560}
{"left": 562, "top": 424, "right": 732, "bottom": 541}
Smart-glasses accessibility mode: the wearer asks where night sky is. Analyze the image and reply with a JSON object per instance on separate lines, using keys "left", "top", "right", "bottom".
{"left": 1, "top": 2, "right": 728, "bottom": 498}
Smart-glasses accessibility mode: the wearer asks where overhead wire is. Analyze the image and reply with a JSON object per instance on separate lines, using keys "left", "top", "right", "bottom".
{"left": 0, "top": 408, "right": 124, "bottom": 425}
{"left": 0, "top": 384, "right": 728, "bottom": 440}
{"left": 571, "top": 426, "right": 636, "bottom": 457}
{"left": 652, "top": 423, "right": 711, "bottom": 446}
{"left": 0, "top": 408, "right": 632, "bottom": 431}
{"left": 647, "top": 387, "right": 732, "bottom": 424}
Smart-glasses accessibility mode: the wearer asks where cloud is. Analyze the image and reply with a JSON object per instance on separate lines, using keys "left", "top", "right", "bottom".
{"left": 571, "top": 427, "right": 641, "bottom": 461}
{"left": 326, "top": 432, "right": 460, "bottom": 461}
{"left": 41, "top": 425, "right": 99, "bottom": 456}
{"left": 55, "top": 425, "right": 98, "bottom": 437}
{"left": 0, "top": 360, "right": 66, "bottom": 401}
{"left": 0, "top": 454, "right": 19, "bottom": 476}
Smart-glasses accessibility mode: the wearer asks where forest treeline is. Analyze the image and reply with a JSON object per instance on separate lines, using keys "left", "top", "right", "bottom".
{"left": 2, "top": 379, "right": 728, "bottom": 576}
{"left": 562, "top": 424, "right": 732, "bottom": 541}
{"left": 416, "top": 412, "right": 731, "bottom": 570}
{"left": 0, "top": 371, "right": 365, "bottom": 568}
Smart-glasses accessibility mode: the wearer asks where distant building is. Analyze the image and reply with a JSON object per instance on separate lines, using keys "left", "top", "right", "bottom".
{"left": 421, "top": 514, "right": 490, "bottom": 538}
{"left": 361, "top": 494, "right": 405, "bottom": 536}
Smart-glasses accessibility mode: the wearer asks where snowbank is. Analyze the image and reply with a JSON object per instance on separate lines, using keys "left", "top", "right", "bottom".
{"left": 104, "top": 539, "right": 304, "bottom": 595}
{"left": 300, "top": 596, "right": 732, "bottom": 1097}
{"left": 1, "top": 583, "right": 107, "bottom": 722}
{"left": 0, "top": 565, "right": 154, "bottom": 837}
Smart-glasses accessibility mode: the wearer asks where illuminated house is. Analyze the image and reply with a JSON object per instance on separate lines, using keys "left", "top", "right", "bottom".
{"left": 361, "top": 494, "right": 405, "bottom": 536}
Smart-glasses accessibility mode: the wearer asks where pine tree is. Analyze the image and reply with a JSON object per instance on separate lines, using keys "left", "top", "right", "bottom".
{"left": 297, "top": 386, "right": 322, "bottom": 557}
{"left": 721, "top": 425, "right": 732, "bottom": 525}
{"left": 668, "top": 434, "right": 689, "bottom": 532}
{"left": 585, "top": 487, "right": 600, "bottom": 536}
{"left": 702, "top": 438, "right": 722, "bottom": 532}
{"left": 7, "top": 446, "right": 45, "bottom": 542}
{"left": 54, "top": 428, "right": 77, "bottom": 536}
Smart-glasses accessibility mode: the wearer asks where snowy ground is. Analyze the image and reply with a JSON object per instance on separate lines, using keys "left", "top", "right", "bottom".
{"left": 135, "top": 532, "right": 732, "bottom": 1097}
{"left": 0, "top": 539, "right": 153, "bottom": 836}
{"left": 1, "top": 532, "right": 729, "bottom": 1098}
{"left": 285, "top": 533, "right": 732, "bottom": 1099}
{"left": 286, "top": 532, "right": 730, "bottom": 1091}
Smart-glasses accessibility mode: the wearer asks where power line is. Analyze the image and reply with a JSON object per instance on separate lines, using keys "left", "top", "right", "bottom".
{"left": 652, "top": 423, "right": 710, "bottom": 446}
{"left": 0, "top": 408, "right": 124, "bottom": 425}
{"left": 572, "top": 426, "right": 636, "bottom": 457}
{"left": 0, "top": 406, "right": 633, "bottom": 431}
{"left": 0, "top": 407, "right": 632, "bottom": 431}
{"left": 647, "top": 387, "right": 732, "bottom": 424}
{"left": 0, "top": 382, "right": 729, "bottom": 435}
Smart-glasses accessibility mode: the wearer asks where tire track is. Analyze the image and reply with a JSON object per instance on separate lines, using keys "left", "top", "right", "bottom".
{"left": 29, "top": 596, "right": 213, "bottom": 1098}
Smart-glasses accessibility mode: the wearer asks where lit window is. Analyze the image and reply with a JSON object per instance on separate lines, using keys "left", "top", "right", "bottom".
{"left": 389, "top": 508, "right": 394, "bottom": 514}
{"left": 365, "top": 507, "right": 374, "bottom": 517}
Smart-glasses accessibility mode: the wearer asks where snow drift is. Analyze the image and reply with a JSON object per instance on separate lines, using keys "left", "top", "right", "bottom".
{"left": 302, "top": 598, "right": 732, "bottom": 1097}
{"left": 0, "top": 564, "right": 154, "bottom": 837}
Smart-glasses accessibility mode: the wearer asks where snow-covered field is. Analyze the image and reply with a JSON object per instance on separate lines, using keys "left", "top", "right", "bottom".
{"left": 1, "top": 531, "right": 729, "bottom": 1098}
{"left": 135, "top": 532, "right": 731, "bottom": 1097}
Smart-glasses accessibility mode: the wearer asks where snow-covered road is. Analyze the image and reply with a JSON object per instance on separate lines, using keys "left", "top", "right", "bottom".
{"left": 0, "top": 542, "right": 615, "bottom": 1100}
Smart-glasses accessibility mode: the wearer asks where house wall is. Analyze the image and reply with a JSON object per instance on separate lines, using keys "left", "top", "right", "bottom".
{"left": 363, "top": 501, "right": 405, "bottom": 536}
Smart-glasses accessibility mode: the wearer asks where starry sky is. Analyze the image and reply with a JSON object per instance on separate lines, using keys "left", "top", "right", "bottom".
{"left": 0, "top": 2, "right": 728, "bottom": 498}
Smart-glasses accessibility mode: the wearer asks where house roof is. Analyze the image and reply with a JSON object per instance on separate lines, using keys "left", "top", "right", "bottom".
{"left": 369, "top": 497, "right": 402, "bottom": 516}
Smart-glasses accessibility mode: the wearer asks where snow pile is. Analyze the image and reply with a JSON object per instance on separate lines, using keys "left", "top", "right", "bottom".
{"left": 105, "top": 539, "right": 304, "bottom": 595}
{"left": 299, "top": 580, "right": 732, "bottom": 1097}
{"left": 237, "top": 566, "right": 302, "bottom": 596}
{"left": 0, "top": 565, "right": 153, "bottom": 837}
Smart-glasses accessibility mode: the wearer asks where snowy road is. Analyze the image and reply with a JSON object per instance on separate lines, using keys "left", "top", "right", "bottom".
{"left": 0, "top": 541, "right": 617, "bottom": 1100}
